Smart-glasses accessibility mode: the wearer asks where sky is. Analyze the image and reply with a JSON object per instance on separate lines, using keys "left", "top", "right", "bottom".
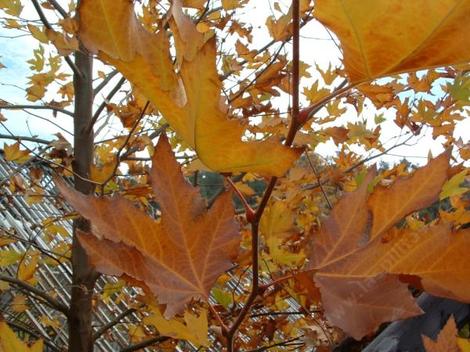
{"left": 0, "top": 0, "right": 469, "bottom": 167}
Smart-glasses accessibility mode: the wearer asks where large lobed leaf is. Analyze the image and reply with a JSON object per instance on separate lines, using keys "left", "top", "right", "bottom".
{"left": 57, "top": 135, "right": 240, "bottom": 317}
{"left": 314, "top": 0, "right": 470, "bottom": 82}
{"left": 305, "top": 152, "right": 470, "bottom": 339}
{"left": 77, "top": 0, "right": 301, "bottom": 177}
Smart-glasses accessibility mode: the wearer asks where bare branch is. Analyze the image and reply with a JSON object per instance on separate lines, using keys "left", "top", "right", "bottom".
{"left": 93, "top": 70, "right": 119, "bottom": 96}
{"left": 88, "top": 76, "right": 126, "bottom": 133}
{"left": 121, "top": 336, "right": 170, "bottom": 352}
{"left": 0, "top": 274, "right": 69, "bottom": 315}
{"left": 93, "top": 308, "right": 137, "bottom": 341}
{"left": 47, "top": 0, "right": 68, "bottom": 18}
{"left": 0, "top": 104, "right": 74, "bottom": 117}
{"left": 0, "top": 134, "right": 51, "bottom": 144}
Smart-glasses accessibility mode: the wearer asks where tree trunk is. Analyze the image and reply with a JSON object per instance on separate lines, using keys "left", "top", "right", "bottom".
{"left": 68, "top": 44, "right": 98, "bottom": 352}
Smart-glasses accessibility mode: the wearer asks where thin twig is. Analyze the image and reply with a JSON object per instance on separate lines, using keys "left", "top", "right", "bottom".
{"left": 306, "top": 153, "right": 332, "bottom": 209}
{"left": 100, "top": 101, "right": 150, "bottom": 192}
{"left": 121, "top": 336, "right": 170, "bottom": 352}
{"left": 47, "top": 0, "right": 68, "bottom": 18}
{"left": 93, "top": 70, "right": 119, "bottom": 95}
{"left": 0, "top": 104, "right": 74, "bottom": 117}
{"left": 87, "top": 76, "right": 126, "bottom": 133}
{"left": 93, "top": 308, "right": 137, "bottom": 341}
{"left": 0, "top": 274, "right": 69, "bottom": 315}
{"left": 0, "top": 134, "right": 51, "bottom": 144}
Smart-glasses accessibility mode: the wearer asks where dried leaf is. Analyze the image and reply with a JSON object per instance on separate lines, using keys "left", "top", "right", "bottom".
{"left": 57, "top": 135, "right": 240, "bottom": 317}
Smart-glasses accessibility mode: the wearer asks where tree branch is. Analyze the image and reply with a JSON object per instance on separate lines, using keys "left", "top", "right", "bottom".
{"left": 120, "top": 336, "right": 170, "bottom": 352}
{"left": 47, "top": 0, "right": 68, "bottom": 18}
{"left": 0, "top": 134, "right": 51, "bottom": 144}
{"left": 0, "top": 104, "right": 74, "bottom": 117}
{"left": 87, "top": 76, "right": 126, "bottom": 133}
{"left": 0, "top": 274, "right": 69, "bottom": 315}
{"left": 93, "top": 70, "right": 119, "bottom": 96}
{"left": 93, "top": 308, "right": 137, "bottom": 341}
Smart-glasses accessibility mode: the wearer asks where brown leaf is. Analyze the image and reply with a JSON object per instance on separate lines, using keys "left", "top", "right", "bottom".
{"left": 310, "top": 168, "right": 376, "bottom": 268}
{"left": 57, "top": 135, "right": 240, "bottom": 317}
{"left": 315, "top": 274, "right": 422, "bottom": 340}
{"left": 368, "top": 151, "right": 451, "bottom": 240}
{"left": 305, "top": 152, "right": 455, "bottom": 339}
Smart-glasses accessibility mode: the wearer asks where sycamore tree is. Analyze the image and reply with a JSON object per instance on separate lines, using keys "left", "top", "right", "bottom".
{"left": 0, "top": 0, "right": 470, "bottom": 351}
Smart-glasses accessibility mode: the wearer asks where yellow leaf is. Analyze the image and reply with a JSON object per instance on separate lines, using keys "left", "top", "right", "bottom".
{"left": 440, "top": 169, "right": 468, "bottom": 200}
{"left": 458, "top": 337, "right": 470, "bottom": 352}
{"left": 144, "top": 306, "right": 209, "bottom": 347}
{"left": 0, "top": 322, "right": 43, "bottom": 352}
{"left": 39, "top": 316, "right": 61, "bottom": 330}
{"left": 261, "top": 201, "right": 305, "bottom": 266}
{"left": 11, "top": 295, "right": 28, "bottom": 313}
{"left": 0, "top": 250, "right": 23, "bottom": 267}
{"left": 45, "top": 28, "right": 79, "bottom": 55}
{"left": 77, "top": 0, "right": 300, "bottom": 176}
{"left": 27, "top": 24, "right": 48, "bottom": 44}
{"left": 18, "top": 253, "right": 39, "bottom": 284}
{"left": 3, "top": 142, "right": 30, "bottom": 164}
{"left": 0, "top": 0, "right": 23, "bottom": 16}
{"left": 314, "top": 0, "right": 470, "bottom": 82}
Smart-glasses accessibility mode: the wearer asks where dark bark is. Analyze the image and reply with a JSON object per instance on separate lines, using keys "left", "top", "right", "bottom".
{"left": 68, "top": 44, "right": 99, "bottom": 352}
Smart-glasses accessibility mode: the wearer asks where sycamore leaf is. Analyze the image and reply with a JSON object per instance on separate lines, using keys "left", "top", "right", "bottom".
{"left": 0, "top": 0, "right": 23, "bottom": 16}
{"left": 440, "top": 169, "right": 469, "bottom": 200}
{"left": 144, "top": 306, "right": 209, "bottom": 347}
{"left": 316, "top": 274, "right": 421, "bottom": 340}
{"left": 77, "top": 0, "right": 300, "bottom": 176}
{"left": 368, "top": 151, "right": 450, "bottom": 240}
{"left": 305, "top": 152, "right": 458, "bottom": 339}
{"left": 57, "top": 135, "right": 240, "bottom": 317}
{"left": 0, "top": 321, "right": 43, "bottom": 352}
{"left": 423, "top": 316, "right": 460, "bottom": 352}
{"left": 314, "top": 0, "right": 470, "bottom": 82}
{"left": 3, "top": 142, "right": 30, "bottom": 164}
{"left": 311, "top": 168, "right": 376, "bottom": 268}
{"left": 261, "top": 201, "right": 305, "bottom": 266}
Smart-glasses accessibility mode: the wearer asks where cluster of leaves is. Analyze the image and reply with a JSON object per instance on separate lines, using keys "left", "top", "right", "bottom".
{"left": 1, "top": 0, "right": 470, "bottom": 351}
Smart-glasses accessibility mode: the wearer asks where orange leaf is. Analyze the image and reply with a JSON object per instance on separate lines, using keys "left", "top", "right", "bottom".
{"left": 305, "top": 152, "right": 455, "bottom": 339}
{"left": 78, "top": 0, "right": 300, "bottom": 176}
{"left": 315, "top": 274, "right": 421, "bottom": 340}
{"left": 314, "top": 0, "right": 470, "bottom": 82}
{"left": 368, "top": 151, "right": 450, "bottom": 240}
{"left": 57, "top": 135, "right": 240, "bottom": 317}
{"left": 422, "top": 316, "right": 460, "bottom": 352}
{"left": 311, "top": 168, "right": 376, "bottom": 268}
